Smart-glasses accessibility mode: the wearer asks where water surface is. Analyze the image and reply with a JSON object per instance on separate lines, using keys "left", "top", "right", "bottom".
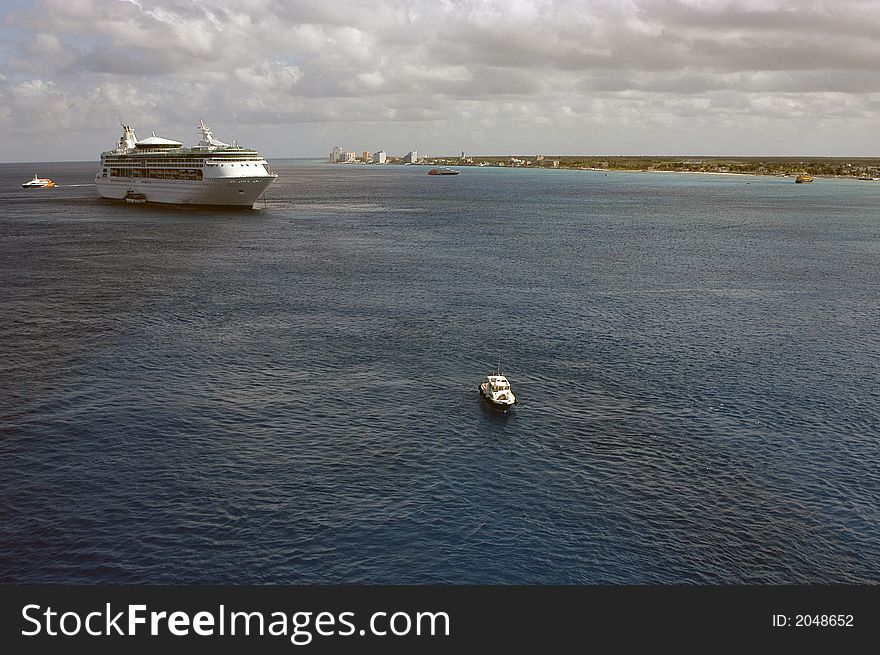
{"left": 1, "top": 161, "right": 878, "bottom": 583}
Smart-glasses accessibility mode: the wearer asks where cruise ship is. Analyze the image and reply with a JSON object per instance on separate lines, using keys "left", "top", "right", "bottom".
{"left": 95, "top": 120, "right": 277, "bottom": 207}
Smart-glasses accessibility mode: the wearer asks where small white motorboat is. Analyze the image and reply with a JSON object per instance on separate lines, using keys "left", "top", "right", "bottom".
{"left": 479, "top": 373, "right": 517, "bottom": 410}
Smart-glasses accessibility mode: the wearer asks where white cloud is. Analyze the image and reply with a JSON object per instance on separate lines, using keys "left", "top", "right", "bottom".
{"left": 2, "top": 0, "right": 880, "bottom": 160}
{"left": 233, "top": 61, "right": 303, "bottom": 92}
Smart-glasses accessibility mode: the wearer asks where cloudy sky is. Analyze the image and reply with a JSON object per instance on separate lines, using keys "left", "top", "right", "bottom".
{"left": 2, "top": 0, "right": 880, "bottom": 161}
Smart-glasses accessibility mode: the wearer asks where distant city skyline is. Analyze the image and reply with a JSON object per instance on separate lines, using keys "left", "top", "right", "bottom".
{"left": 2, "top": 0, "right": 880, "bottom": 162}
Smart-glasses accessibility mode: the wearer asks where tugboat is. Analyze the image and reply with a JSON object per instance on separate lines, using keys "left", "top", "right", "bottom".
{"left": 795, "top": 173, "right": 813, "bottom": 183}
{"left": 479, "top": 372, "right": 517, "bottom": 410}
{"left": 21, "top": 174, "right": 56, "bottom": 188}
{"left": 428, "top": 167, "right": 459, "bottom": 175}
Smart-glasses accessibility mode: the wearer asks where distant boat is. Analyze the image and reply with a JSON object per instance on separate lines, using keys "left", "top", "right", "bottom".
{"left": 21, "top": 174, "right": 56, "bottom": 189}
{"left": 428, "top": 167, "right": 459, "bottom": 175}
{"left": 795, "top": 173, "right": 813, "bottom": 183}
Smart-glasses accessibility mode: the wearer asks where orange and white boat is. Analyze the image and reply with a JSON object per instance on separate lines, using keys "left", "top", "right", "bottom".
{"left": 21, "top": 174, "right": 56, "bottom": 188}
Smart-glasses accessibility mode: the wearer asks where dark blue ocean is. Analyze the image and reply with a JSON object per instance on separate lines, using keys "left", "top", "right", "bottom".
{"left": 1, "top": 160, "right": 878, "bottom": 584}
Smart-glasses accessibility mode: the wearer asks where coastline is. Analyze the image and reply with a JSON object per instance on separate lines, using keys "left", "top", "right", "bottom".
{"left": 370, "top": 155, "right": 880, "bottom": 181}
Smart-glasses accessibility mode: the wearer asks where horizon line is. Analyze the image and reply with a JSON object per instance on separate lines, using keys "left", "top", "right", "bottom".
{"left": 5, "top": 154, "right": 880, "bottom": 165}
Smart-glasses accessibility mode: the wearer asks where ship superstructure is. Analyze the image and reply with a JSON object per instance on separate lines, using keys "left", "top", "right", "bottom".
{"left": 95, "top": 120, "right": 277, "bottom": 207}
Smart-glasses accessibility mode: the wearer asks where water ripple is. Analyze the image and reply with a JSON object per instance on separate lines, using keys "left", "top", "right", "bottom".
{"left": 1, "top": 161, "right": 878, "bottom": 583}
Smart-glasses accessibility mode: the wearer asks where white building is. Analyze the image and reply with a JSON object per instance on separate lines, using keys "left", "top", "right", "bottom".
{"left": 373, "top": 150, "right": 387, "bottom": 164}
{"left": 345, "top": 151, "right": 357, "bottom": 163}
{"left": 330, "top": 146, "right": 344, "bottom": 163}
{"left": 403, "top": 150, "right": 418, "bottom": 164}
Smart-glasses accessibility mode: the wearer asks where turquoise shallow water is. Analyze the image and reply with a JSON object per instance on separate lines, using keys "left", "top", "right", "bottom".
{"left": 1, "top": 160, "right": 878, "bottom": 583}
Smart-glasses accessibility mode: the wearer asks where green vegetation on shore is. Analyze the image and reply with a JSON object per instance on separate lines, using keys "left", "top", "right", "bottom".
{"left": 412, "top": 155, "right": 880, "bottom": 178}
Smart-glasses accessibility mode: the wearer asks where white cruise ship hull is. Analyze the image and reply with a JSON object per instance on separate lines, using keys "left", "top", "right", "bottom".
{"left": 96, "top": 176, "right": 275, "bottom": 207}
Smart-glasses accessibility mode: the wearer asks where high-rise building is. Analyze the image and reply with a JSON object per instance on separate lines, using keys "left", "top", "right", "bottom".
{"left": 346, "top": 152, "right": 356, "bottom": 163}
{"left": 403, "top": 150, "right": 418, "bottom": 164}
{"left": 362, "top": 151, "right": 370, "bottom": 161}
{"left": 330, "top": 146, "right": 344, "bottom": 163}
{"left": 373, "top": 150, "right": 387, "bottom": 164}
